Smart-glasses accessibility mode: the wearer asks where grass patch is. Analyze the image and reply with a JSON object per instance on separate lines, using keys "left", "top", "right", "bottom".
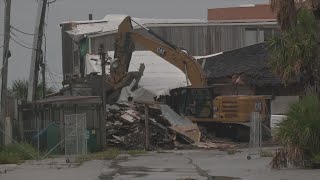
{"left": 156, "top": 150, "right": 171, "bottom": 153}
{"left": 75, "top": 148, "right": 121, "bottom": 163}
{"left": 127, "top": 149, "right": 145, "bottom": 156}
{"left": 226, "top": 149, "right": 240, "bottom": 155}
{"left": 0, "top": 152, "right": 21, "bottom": 164}
{"left": 95, "top": 148, "right": 121, "bottom": 160}
{"left": 260, "top": 150, "right": 274, "bottom": 157}
{"left": 0, "top": 143, "right": 37, "bottom": 164}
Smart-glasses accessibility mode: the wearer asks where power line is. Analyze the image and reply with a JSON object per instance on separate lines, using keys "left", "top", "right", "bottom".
{"left": 47, "top": 71, "right": 59, "bottom": 90}
{"left": 10, "top": 25, "right": 36, "bottom": 36}
{"left": 48, "top": 0, "right": 57, "bottom": 5}
{"left": 46, "top": 66, "right": 63, "bottom": 77}
{"left": 10, "top": 36, "right": 37, "bottom": 50}
{"left": 34, "top": 0, "right": 57, "bottom": 5}
{"left": 49, "top": 71, "right": 62, "bottom": 79}
{"left": 10, "top": 30, "right": 33, "bottom": 46}
{"left": 47, "top": 70, "right": 60, "bottom": 90}
{"left": 39, "top": 71, "right": 58, "bottom": 92}
{"left": 46, "top": 65, "right": 62, "bottom": 76}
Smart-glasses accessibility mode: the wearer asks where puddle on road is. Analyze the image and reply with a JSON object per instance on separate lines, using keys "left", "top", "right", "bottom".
{"left": 99, "top": 159, "right": 169, "bottom": 179}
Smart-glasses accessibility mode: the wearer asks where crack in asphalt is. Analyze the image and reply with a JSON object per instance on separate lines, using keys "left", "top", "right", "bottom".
{"left": 186, "top": 157, "right": 211, "bottom": 178}
{"left": 185, "top": 157, "right": 241, "bottom": 180}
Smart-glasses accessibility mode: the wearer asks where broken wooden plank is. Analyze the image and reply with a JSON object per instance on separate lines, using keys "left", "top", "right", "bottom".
{"left": 125, "top": 109, "right": 141, "bottom": 120}
{"left": 159, "top": 104, "right": 201, "bottom": 143}
{"left": 193, "top": 142, "right": 236, "bottom": 149}
{"left": 120, "top": 113, "right": 137, "bottom": 123}
{"left": 169, "top": 124, "right": 201, "bottom": 143}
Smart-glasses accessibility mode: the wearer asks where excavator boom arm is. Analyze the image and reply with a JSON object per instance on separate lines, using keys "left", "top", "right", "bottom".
{"left": 114, "top": 16, "right": 207, "bottom": 87}
{"left": 130, "top": 32, "right": 206, "bottom": 87}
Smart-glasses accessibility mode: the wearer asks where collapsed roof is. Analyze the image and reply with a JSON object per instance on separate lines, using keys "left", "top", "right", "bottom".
{"left": 202, "top": 43, "right": 284, "bottom": 86}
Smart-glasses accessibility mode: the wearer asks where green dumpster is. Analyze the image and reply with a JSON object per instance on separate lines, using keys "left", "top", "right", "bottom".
{"left": 87, "top": 128, "right": 97, "bottom": 153}
{"left": 47, "top": 123, "right": 60, "bottom": 154}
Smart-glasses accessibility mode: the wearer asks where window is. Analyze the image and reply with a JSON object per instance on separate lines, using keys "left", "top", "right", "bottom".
{"left": 245, "top": 28, "right": 276, "bottom": 46}
{"left": 263, "top": 28, "right": 275, "bottom": 41}
{"left": 245, "top": 28, "right": 258, "bottom": 46}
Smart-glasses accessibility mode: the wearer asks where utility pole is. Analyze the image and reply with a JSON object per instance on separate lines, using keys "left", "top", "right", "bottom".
{"left": 99, "top": 44, "right": 109, "bottom": 149}
{"left": 27, "top": 0, "right": 48, "bottom": 102}
{"left": 99, "top": 44, "right": 107, "bottom": 114}
{"left": 40, "top": 53, "right": 45, "bottom": 98}
{"left": 0, "top": 0, "right": 12, "bottom": 145}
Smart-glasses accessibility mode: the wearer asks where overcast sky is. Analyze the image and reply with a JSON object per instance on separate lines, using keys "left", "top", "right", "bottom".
{"left": 0, "top": 0, "right": 268, "bottom": 89}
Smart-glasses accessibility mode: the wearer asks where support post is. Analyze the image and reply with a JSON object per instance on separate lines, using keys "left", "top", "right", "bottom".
{"left": 144, "top": 105, "right": 150, "bottom": 151}
{"left": 99, "top": 44, "right": 108, "bottom": 148}
{"left": 59, "top": 105, "right": 64, "bottom": 152}
{"left": 99, "top": 44, "right": 107, "bottom": 113}
{"left": 100, "top": 104, "right": 106, "bottom": 149}
{"left": 0, "top": 0, "right": 12, "bottom": 145}
{"left": 17, "top": 101, "right": 24, "bottom": 141}
{"left": 36, "top": 106, "right": 40, "bottom": 159}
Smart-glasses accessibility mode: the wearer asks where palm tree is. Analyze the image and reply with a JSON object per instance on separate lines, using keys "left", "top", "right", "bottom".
{"left": 270, "top": 0, "right": 297, "bottom": 30}
{"left": 270, "top": 0, "right": 320, "bottom": 30}
{"left": 268, "top": 8, "right": 316, "bottom": 84}
{"left": 8, "top": 79, "right": 55, "bottom": 104}
{"left": 269, "top": 1, "right": 320, "bottom": 168}
{"left": 269, "top": 0, "right": 320, "bottom": 86}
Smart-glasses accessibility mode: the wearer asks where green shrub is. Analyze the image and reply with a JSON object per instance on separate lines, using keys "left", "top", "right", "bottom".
{"left": 260, "top": 150, "right": 274, "bottom": 157}
{"left": 0, "top": 143, "right": 37, "bottom": 164}
{"left": 312, "top": 154, "right": 320, "bottom": 163}
{"left": 271, "top": 94, "right": 320, "bottom": 168}
{"left": 5, "top": 143, "right": 37, "bottom": 160}
{"left": 0, "top": 151, "right": 21, "bottom": 164}
{"left": 276, "top": 94, "right": 320, "bottom": 155}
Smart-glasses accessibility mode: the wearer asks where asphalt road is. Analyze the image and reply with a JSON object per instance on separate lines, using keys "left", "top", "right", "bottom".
{"left": 1, "top": 149, "right": 320, "bottom": 180}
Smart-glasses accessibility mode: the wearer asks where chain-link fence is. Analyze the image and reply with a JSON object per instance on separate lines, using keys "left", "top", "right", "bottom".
{"left": 247, "top": 110, "right": 275, "bottom": 160}
{"left": 0, "top": 113, "right": 87, "bottom": 162}
{"left": 64, "top": 114, "right": 87, "bottom": 162}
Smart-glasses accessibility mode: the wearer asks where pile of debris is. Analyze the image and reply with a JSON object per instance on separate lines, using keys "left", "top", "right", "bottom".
{"left": 105, "top": 102, "right": 235, "bottom": 150}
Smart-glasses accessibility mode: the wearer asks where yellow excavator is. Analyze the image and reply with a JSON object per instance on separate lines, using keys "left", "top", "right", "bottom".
{"left": 112, "top": 16, "right": 270, "bottom": 140}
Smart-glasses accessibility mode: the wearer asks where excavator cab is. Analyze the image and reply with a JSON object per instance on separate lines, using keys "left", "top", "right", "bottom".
{"left": 169, "top": 87, "right": 215, "bottom": 118}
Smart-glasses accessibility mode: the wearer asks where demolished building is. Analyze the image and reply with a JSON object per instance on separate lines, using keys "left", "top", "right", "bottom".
{"left": 59, "top": 14, "right": 277, "bottom": 97}
{"left": 17, "top": 12, "right": 287, "bottom": 151}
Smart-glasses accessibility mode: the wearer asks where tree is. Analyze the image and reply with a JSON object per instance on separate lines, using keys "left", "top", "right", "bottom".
{"left": 270, "top": 0, "right": 297, "bottom": 30}
{"left": 269, "top": 1, "right": 320, "bottom": 168}
{"left": 270, "top": 0, "right": 320, "bottom": 30}
{"left": 269, "top": 0, "right": 320, "bottom": 87}
{"left": 268, "top": 8, "right": 317, "bottom": 84}
{"left": 8, "top": 79, "right": 55, "bottom": 104}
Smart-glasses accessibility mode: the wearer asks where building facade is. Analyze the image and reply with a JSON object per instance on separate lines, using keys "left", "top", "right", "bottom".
{"left": 60, "top": 13, "right": 278, "bottom": 80}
